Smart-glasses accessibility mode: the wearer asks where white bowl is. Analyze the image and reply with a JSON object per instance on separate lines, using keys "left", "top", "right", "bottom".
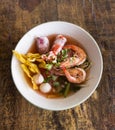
{"left": 11, "top": 21, "right": 103, "bottom": 111}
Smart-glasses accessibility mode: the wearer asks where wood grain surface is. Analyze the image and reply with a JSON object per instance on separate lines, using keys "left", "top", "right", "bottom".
{"left": 0, "top": 0, "right": 115, "bottom": 130}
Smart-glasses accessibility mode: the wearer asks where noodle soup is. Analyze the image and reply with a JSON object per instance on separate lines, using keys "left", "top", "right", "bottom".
{"left": 13, "top": 34, "right": 91, "bottom": 98}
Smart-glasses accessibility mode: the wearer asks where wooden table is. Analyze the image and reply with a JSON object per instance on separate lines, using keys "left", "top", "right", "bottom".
{"left": 0, "top": 0, "right": 115, "bottom": 130}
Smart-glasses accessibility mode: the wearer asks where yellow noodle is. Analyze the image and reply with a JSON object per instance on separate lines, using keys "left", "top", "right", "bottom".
{"left": 13, "top": 50, "right": 26, "bottom": 63}
{"left": 21, "top": 64, "right": 31, "bottom": 78}
{"left": 13, "top": 51, "right": 46, "bottom": 90}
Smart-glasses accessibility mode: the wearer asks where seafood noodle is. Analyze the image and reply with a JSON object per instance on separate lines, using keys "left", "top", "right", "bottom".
{"left": 13, "top": 34, "right": 91, "bottom": 98}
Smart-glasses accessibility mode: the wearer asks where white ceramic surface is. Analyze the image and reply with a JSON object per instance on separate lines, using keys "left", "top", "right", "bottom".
{"left": 11, "top": 21, "right": 103, "bottom": 111}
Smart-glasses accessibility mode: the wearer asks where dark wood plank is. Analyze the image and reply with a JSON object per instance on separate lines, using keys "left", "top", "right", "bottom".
{"left": 0, "top": 0, "right": 115, "bottom": 130}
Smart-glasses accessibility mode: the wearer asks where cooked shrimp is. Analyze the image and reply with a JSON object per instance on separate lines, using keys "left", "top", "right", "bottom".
{"left": 60, "top": 45, "right": 86, "bottom": 68}
{"left": 41, "top": 35, "right": 67, "bottom": 62}
{"left": 62, "top": 67, "right": 86, "bottom": 83}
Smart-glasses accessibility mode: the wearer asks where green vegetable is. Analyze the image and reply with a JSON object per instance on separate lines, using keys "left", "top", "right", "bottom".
{"left": 57, "top": 49, "right": 68, "bottom": 62}
{"left": 45, "top": 64, "right": 53, "bottom": 70}
{"left": 53, "top": 82, "right": 60, "bottom": 87}
{"left": 64, "top": 83, "right": 70, "bottom": 97}
{"left": 52, "top": 75, "right": 58, "bottom": 81}
{"left": 44, "top": 75, "right": 58, "bottom": 83}
{"left": 55, "top": 62, "right": 60, "bottom": 67}
{"left": 62, "top": 49, "right": 68, "bottom": 57}
{"left": 43, "top": 75, "right": 52, "bottom": 83}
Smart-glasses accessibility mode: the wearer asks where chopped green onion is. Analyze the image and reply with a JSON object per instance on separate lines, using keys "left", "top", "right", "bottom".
{"left": 45, "top": 64, "right": 53, "bottom": 70}
{"left": 57, "top": 49, "right": 68, "bottom": 62}
{"left": 62, "top": 49, "right": 68, "bottom": 57}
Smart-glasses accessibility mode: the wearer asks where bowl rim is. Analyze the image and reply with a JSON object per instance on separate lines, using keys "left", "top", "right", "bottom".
{"left": 11, "top": 21, "right": 103, "bottom": 111}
